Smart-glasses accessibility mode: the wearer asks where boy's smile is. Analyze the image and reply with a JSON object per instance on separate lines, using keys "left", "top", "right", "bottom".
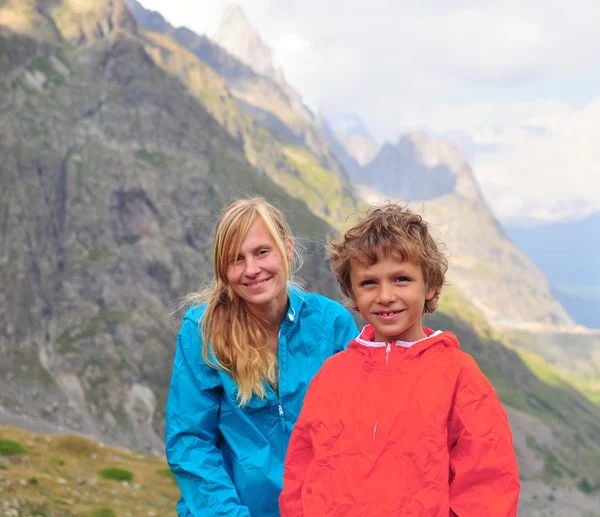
{"left": 349, "top": 253, "right": 436, "bottom": 343}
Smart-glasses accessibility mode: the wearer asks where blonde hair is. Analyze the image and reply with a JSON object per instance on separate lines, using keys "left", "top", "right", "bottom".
{"left": 185, "top": 197, "right": 300, "bottom": 405}
{"left": 328, "top": 203, "right": 447, "bottom": 314}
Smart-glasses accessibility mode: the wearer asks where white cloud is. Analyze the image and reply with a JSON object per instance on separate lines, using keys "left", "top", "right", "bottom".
{"left": 271, "top": 33, "right": 311, "bottom": 54}
{"left": 471, "top": 99, "right": 600, "bottom": 222}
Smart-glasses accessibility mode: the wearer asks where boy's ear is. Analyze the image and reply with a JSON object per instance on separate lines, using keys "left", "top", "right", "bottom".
{"left": 425, "top": 284, "right": 437, "bottom": 301}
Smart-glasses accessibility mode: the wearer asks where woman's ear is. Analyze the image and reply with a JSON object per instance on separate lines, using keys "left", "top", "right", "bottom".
{"left": 285, "top": 237, "right": 293, "bottom": 262}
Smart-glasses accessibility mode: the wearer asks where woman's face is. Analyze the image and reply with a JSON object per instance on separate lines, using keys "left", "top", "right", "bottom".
{"left": 226, "top": 218, "right": 291, "bottom": 316}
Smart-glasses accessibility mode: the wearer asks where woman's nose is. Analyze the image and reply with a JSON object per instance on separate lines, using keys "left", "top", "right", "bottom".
{"left": 244, "top": 257, "right": 261, "bottom": 277}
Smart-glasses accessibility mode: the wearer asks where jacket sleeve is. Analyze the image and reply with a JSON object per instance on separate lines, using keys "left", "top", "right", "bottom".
{"left": 279, "top": 369, "right": 326, "bottom": 517}
{"left": 165, "top": 318, "right": 251, "bottom": 517}
{"left": 448, "top": 356, "right": 520, "bottom": 517}
{"left": 332, "top": 304, "right": 359, "bottom": 353}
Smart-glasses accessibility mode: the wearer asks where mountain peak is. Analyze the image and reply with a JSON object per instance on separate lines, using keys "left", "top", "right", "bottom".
{"left": 328, "top": 113, "right": 374, "bottom": 140}
{"left": 358, "top": 131, "right": 483, "bottom": 203}
{"left": 219, "top": 5, "right": 248, "bottom": 26}
{"left": 213, "top": 4, "right": 276, "bottom": 78}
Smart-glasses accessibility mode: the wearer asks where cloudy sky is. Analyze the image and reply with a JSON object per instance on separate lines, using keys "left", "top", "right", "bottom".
{"left": 139, "top": 0, "right": 600, "bottom": 223}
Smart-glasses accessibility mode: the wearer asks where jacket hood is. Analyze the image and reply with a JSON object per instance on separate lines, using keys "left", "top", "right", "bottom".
{"left": 348, "top": 325, "right": 460, "bottom": 369}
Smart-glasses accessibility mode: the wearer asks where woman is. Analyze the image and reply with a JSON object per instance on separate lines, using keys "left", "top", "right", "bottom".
{"left": 166, "top": 197, "right": 358, "bottom": 516}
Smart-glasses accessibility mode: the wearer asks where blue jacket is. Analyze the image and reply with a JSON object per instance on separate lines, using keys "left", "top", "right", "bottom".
{"left": 165, "top": 287, "right": 358, "bottom": 517}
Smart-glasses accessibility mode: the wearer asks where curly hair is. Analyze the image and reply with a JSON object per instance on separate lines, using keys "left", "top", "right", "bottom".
{"left": 328, "top": 203, "right": 447, "bottom": 314}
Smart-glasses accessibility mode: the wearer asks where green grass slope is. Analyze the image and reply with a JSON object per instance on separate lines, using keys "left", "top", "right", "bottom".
{"left": 0, "top": 425, "right": 179, "bottom": 516}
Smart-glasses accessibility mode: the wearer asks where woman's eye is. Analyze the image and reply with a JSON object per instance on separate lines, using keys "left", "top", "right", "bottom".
{"left": 258, "top": 249, "right": 269, "bottom": 256}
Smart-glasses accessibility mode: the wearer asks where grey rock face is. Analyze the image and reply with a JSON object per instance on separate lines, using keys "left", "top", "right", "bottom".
{"left": 0, "top": 23, "right": 339, "bottom": 452}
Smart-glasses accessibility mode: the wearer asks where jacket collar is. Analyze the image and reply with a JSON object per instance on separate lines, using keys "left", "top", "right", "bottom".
{"left": 349, "top": 325, "right": 460, "bottom": 368}
{"left": 279, "top": 285, "right": 305, "bottom": 336}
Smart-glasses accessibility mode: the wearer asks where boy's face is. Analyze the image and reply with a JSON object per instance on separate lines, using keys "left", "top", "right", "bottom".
{"left": 349, "top": 253, "right": 436, "bottom": 343}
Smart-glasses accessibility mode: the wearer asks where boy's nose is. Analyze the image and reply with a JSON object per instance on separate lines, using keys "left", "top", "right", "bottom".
{"left": 377, "top": 283, "right": 396, "bottom": 304}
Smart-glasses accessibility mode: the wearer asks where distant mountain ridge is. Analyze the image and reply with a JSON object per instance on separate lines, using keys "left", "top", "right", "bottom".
{"left": 340, "top": 128, "right": 574, "bottom": 328}
{"left": 358, "top": 131, "right": 484, "bottom": 202}
{"left": 213, "top": 4, "right": 315, "bottom": 125}
{"left": 125, "top": 0, "right": 258, "bottom": 82}
{"left": 127, "top": 0, "right": 354, "bottom": 209}
{"left": 326, "top": 113, "right": 381, "bottom": 166}
{"left": 124, "top": 0, "right": 358, "bottom": 228}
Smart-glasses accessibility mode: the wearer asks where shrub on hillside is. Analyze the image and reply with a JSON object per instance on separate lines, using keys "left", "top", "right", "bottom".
{"left": 0, "top": 439, "right": 26, "bottom": 455}
{"left": 98, "top": 467, "right": 133, "bottom": 482}
{"left": 91, "top": 508, "right": 117, "bottom": 517}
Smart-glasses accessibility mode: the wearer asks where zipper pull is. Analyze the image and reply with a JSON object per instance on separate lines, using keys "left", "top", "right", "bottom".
{"left": 278, "top": 404, "right": 284, "bottom": 416}
{"left": 386, "top": 343, "right": 391, "bottom": 364}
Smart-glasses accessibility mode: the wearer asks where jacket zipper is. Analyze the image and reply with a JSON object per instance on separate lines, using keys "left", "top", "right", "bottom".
{"left": 277, "top": 328, "right": 284, "bottom": 420}
{"left": 373, "top": 343, "right": 391, "bottom": 440}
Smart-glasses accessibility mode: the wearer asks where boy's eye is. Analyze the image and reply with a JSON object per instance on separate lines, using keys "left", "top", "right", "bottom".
{"left": 360, "top": 279, "right": 375, "bottom": 287}
{"left": 395, "top": 276, "right": 411, "bottom": 282}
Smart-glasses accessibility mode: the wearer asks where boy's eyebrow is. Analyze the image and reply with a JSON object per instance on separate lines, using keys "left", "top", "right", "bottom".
{"left": 353, "top": 265, "right": 416, "bottom": 278}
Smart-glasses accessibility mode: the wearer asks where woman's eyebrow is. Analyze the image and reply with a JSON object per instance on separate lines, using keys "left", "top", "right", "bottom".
{"left": 238, "top": 243, "right": 272, "bottom": 255}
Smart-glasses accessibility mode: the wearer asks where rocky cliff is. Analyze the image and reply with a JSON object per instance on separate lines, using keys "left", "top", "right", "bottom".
{"left": 125, "top": 0, "right": 359, "bottom": 228}
{"left": 0, "top": 0, "right": 341, "bottom": 453}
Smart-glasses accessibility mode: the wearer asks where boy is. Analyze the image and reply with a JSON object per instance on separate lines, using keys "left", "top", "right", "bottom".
{"left": 279, "top": 204, "right": 520, "bottom": 517}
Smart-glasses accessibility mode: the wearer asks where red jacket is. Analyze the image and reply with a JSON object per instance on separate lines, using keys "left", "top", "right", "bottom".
{"left": 280, "top": 326, "right": 520, "bottom": 517}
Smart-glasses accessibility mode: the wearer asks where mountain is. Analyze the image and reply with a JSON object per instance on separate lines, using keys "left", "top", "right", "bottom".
{"left": 0, "top": 0, "right": 343, "bottom": 453}
{"left": 210, "top": 5, "right": 352, "bottom": 185}
{"left": 352, "top": 132, "right": 573, "bottom": 328}
{"left": 326, "top": 112, "right": 381, "bottom": 166}
{"left": 359, "top": 131, "right": 483, "bottom": 201}
{"left": 125, "top": 0, "right": 253, "bottom": 82}
{"left": 212, "top": 5, "right": 312, "bottom": 123}
{"left": 505, "top": 213, "right": 600, "bottom": 329}
{"left": 126, "top": 0, "right": 358, "bottom": 228}
{"left": 213, "top": 5, "right": 278, "bottom": 80}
